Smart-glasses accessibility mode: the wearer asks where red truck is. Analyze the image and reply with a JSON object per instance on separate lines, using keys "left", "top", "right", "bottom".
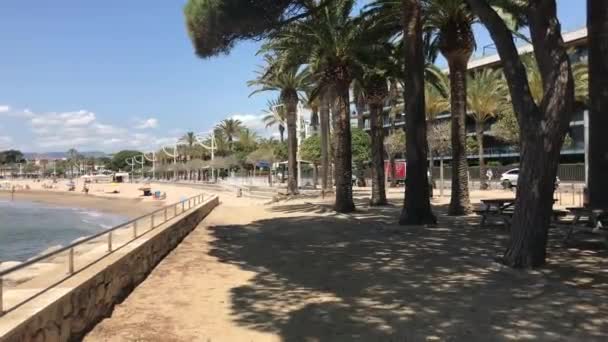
{"left": 385, "top": 159, "right": 406, "bottom": 184}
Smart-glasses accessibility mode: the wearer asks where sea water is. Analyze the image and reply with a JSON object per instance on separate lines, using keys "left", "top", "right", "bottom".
{"left": 0, "top": 199, "right": 127, "bottom": 261}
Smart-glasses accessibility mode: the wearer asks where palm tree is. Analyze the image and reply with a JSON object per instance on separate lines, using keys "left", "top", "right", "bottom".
{"left": 356, "top": 75, "right": 389, "bottom": 206}
{"left": 181, "top": 132, "right": 196, "bottom": 147}
{"left": 216, "top": 119, "right": 243, "bottom": 150}
{"left": 352, "top": 82, "right": 367, "bottom": 129}
{"left": 573, "top": 62, "right": 589, "bottom": 105}
{"left": 212, "top": 128, "right": 231, "bottom": 157}
{"left": 238, "top": 128, "right": 259, "bottom": 151}
{"left": 424, "top": 72, "right": 450, "bottom": 191}
{"left": 385, "top": 129, "right": 405, "bottom": 187}
{"left": 66, "top": 148, "right": 79, "bottom": 178}
{"left": 466, "top": 68, "right": 506, "bottom": 189}
{"left": 423, "top": 0, "right": 476, "bottom": 215}
{"left": 248, "top": 55, "right": 310, "bottom": 195}
{"left": 301, "top": 91, "right": 320, "bottom": 133}
{"left": 364, "top": 0, "right": 438, "bottom": 224}
{"left": 262, "top": 98, "right": 286, "bottom": 142}
{"left": 351, "top": 37, "right": 399, "bottom": 206}
{"left": 263, "top": 0, "right": 380, "bottom": 212}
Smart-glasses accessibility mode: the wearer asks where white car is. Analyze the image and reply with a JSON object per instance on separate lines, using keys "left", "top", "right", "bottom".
{"left": 500, "top": 168, "right": 560, "bottom": 189}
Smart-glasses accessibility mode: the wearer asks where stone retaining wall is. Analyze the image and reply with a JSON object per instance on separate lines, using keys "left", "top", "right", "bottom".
{"left": 1, "top": 195, "right": 219, "bottom": 342}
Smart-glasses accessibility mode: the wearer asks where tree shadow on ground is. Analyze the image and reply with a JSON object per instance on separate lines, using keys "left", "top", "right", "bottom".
{"left": 207, "top": 202, "right": 608, "bottom": 341}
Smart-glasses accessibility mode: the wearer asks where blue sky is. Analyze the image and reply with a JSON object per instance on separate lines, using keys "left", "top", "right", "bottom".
{"left": 0, "top": 0, "right": 587, "bottom": 153}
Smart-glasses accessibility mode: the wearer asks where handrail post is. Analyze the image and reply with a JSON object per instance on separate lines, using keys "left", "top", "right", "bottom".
{"left": 175, "top": 203, "right": 178, "bottom": 216}
{"left": 133, "top": 220, "right": 138, "bottom": 238}
{"left": 151, "top": 213, "right": 155, "bottom": 228}
{"left": 182, "top": 201, "right": 185, "bottom": 213}
{"left": 108, "top": 231, "right": 113, "bottom": 252}
{"left": 0, "top": 276, "right": 4, "bottom": 316}
{"left": 164, "top": 207, "right": 168, "bottom": 222}
{"left": 68, "top": 248, "right": 74, "bottom": 274}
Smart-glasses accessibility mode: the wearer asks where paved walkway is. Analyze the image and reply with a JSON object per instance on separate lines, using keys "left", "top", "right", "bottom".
{"left": 85, "top": 195, "right": 608, "bottom": 341}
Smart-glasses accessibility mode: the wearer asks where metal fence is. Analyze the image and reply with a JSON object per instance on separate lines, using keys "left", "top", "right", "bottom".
{"left": 431, "top": 164, "right": 585, "bottom": 182}
{"left": 0, "top": 193, "right": 209, "bottom": 316}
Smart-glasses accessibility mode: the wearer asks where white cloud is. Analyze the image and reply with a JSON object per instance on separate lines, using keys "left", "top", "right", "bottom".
{"left": 0, "top": 107, "right": 35, "bottom": 118}
{"left": 1, "top": 106, "right": 198, "bottom": 153}
{"left": 135, "top": 118, "right": 159, "bottom": 129}
{"left": 31, "top": 110, "right": 96, "bottom": 127}
{"left": 228, "top": 113, "right": 273, "bottom": 137}
{"left": 0, "top": 135, "right": 12, "bottom": 145}
{"left": 6, "top": 107, "right": 156, "bottom": 151}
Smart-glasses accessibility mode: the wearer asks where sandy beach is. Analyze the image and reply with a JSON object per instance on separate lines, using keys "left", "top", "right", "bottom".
{"left": 0, "top": 179, "right": 209, "bottom": 301}
{"left": 0, "top": 179, "right": 208, "bottom": 216}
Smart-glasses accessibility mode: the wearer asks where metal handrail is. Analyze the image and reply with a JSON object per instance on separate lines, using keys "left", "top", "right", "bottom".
{"left": 0, "top": 192, "right": 210, "bottom": 315}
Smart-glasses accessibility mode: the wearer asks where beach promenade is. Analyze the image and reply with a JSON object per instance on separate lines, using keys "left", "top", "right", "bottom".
{"left": 84, "top": 190, "right": 608, "bottom": 341}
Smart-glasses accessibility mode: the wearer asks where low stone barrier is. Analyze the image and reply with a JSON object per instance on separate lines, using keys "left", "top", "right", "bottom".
{"left": 0, "top": 195, "right": 219, "bottom": 342}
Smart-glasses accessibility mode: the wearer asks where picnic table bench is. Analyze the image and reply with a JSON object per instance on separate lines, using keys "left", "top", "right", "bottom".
{"left": 475, "top": 198, "right": 516, "bottom": 228}
{"left": 563, "top": 206, "right": 608, "bottom": 242}
{"left": 476, "top": 198, "right": 562, "bottom": 229}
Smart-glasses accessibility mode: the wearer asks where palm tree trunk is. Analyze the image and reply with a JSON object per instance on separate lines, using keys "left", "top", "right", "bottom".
{"left": 399, "top": 0, "right": 436, "bottom": 225}
{"left": 369, "top": 101, "right": 387, "bottom": 206}
{"left": 447, "top": 55, "right": 472, "bottom": 215}
{"left": 476, "top": 121, "right": 486, "bottom": 190}
{"left": 320, "top": 93, "right": 330, "bottom": 191}
{"left": 588, "top": 0, "right": 608, "bottom": 207}
{"left": 284, "top": 94, "right": 299, "bottom": 195}
{"left": 311, "top": 111, "right": 319, "bottom": 133}
{"left": 333, "top": 80, "right": 355, "bottom": 213}
{"left": 389, "top": 154, "right": 397, "bottom": 188}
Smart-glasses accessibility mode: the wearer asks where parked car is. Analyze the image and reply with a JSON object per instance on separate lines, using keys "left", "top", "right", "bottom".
{"left": 500, "top": 168, "right": 560, "bottom": 189}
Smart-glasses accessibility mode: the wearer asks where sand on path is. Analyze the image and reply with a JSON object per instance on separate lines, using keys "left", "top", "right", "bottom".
{"left": 85, "top": 196, "right": 285, "bottom": 342}
{"left": 84, "top": 192, "right": 608, "bottom": 341}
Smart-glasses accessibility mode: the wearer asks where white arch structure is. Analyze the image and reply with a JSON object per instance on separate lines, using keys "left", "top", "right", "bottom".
{"left": 143, "top": 152, "right": 157, "bottom": 179}
{"left": 125, "top": 157, "right": 135, "bottom": 174}
{"left": 162, "top": 143, "right": 179, "bottom": 180}
{"left": 193, "top": 131, "right": 217, "bottom": 180}
{"left": 133, "top": 155, "right": 145, "bottom": 175}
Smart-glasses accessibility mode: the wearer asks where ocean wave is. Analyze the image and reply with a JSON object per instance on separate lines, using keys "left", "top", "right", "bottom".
{"left": 79, "top": 210, "right": 103, "bottom": 218}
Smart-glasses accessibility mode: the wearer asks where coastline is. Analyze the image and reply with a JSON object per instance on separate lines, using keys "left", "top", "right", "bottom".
{"left": 0, "top": 190, "right": 159, "bottom": 218}
{"left": 0, "top": 182, "right": 205, "bottom": 287}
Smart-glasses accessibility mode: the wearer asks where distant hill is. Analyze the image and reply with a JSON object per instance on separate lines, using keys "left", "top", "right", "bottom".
{"left": 23, "top": 151, "right": 109, "bottom": 160}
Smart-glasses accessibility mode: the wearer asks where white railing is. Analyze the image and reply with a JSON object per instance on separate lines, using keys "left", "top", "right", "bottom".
{"left": 0, "top": 193, "right": 210, "bottom": 316}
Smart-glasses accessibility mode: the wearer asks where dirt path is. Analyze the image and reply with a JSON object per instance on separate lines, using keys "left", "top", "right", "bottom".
{"left": 84, "top": 196, "right": 281, "bottom": 342}
{"left": 85, "top": 195, "right": 608, "bottom": 341}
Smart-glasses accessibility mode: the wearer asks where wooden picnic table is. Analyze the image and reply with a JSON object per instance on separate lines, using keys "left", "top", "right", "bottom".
{"left": 563, "top": 206, "right": 608, "bottom": 242}
{"left": 476, "top": 198, "right": 516, "bottom": 228}
{"left": 476, "top": 198, "right": 561, "bottom": 229}
{"left": 138, "top": 186, "right": 152, "bottom": 196}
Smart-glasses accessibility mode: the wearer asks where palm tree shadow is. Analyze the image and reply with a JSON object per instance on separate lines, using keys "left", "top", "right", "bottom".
{"left": 207, "top": 206, "right": 608, "bottom": 341}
